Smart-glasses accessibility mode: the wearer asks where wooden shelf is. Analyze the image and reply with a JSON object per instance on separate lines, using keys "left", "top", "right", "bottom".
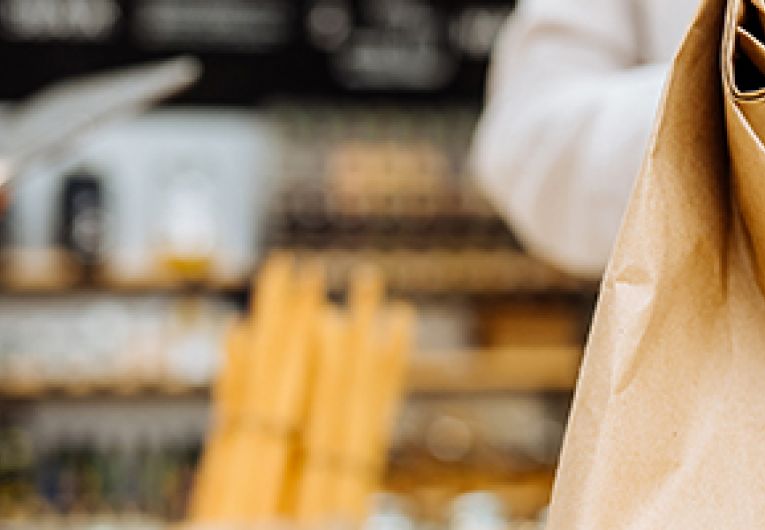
{"left": 0, "top": 346, "right": 581, "bottom": 400}
{"left": 0, "top": 381, "right": 211, "bottom": 400}
{"left": 0, "top": 249, "right": 248, "bottom": 294}
{"left": 384, "top": 467, "right": 554, "bottom": 520}
{"left": 0, "top": 520, "right": 542, "bottom": 530}
{"left": 1, "top": 272, "right": 247, "bottom": 295}
{"left": 0, "top": 516, "right": 165, "bottom": 530}
{"left": 287, "top": 248, "right": 584, "bottom": 295}
{"left": 407, "top": 346, "right": 582, "bottom": 393}
{"left": 0, "top": 248, "right": 589, "bottom": 296}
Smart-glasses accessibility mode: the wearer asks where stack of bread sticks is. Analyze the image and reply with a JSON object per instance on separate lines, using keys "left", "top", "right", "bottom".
{"left": 189, "top": 252, "right": 415, "bottom": 529}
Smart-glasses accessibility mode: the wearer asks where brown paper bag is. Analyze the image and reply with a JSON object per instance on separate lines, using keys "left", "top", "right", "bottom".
{"left": 546, "top": 0, "right": 765, "bottom": 527}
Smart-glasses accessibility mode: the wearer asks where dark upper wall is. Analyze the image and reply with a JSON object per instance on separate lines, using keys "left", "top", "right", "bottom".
{"left": 0, "top": 0, "right": 515, "bottom": 104}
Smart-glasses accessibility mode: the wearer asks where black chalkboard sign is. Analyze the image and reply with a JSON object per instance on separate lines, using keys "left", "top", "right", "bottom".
{"left": 0, "top": 0, "right": 515, "bottom": 103}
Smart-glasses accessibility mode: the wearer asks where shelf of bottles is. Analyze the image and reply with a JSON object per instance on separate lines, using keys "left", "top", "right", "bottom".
{"left": 2, "top": 104, "right": 587, "bottom": 297}
{"left": 0, "top": 103, "right": 588, "bottom": 529}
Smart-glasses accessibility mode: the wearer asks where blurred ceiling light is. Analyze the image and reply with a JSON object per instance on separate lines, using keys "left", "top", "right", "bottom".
{"left": 363, "top": 0, "right": 435, "bottom": 34}
{"left": 307, "top": 0, "right": 351, "bottom": 51}
{"left": 450, "top": 7, "right": 511, "bottom": 59}
{"left": 333, "top": 33, "right": 456, "bottom": 90}
{"left": 0, "top": 0, "right": 120, "bottom": 42}
{"left": 134, "top": 0, "right": 292, "bottom": 51}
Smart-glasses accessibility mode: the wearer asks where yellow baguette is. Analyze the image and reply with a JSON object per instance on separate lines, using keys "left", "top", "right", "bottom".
{"left": 220, "top": 254, "right": 296, "bottom": 521}
{"left": 367, "top": 303, "right": 415, "bottom": 474}
{"left": 335, "top": 302, "right": 414, "bottom": 524}
{"left": 332, "top": 267, "right": 385, "bottom": 523}
{"left": 246, "top": 260, "right": 325, "bottom": 520}
{"left": 295, "top": 307, "right": 351, "bottom": 525}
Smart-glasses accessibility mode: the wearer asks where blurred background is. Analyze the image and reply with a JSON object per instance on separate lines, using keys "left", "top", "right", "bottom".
{"left": 0, "top": 0, "right": 598, "bottom": 528}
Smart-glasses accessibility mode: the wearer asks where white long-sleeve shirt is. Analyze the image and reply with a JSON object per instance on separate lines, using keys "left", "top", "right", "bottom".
{"left": 471, "top": 0, "right": 699, "bottom": 278}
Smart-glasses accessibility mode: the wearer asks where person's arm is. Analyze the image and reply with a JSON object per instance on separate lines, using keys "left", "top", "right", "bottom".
{"left": 471, "top": 0, "right": 668, "bottom": 278}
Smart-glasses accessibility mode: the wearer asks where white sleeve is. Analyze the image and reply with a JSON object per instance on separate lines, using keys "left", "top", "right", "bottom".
{"left": 470, "top": 0, "right": 669, "bottom": 279}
